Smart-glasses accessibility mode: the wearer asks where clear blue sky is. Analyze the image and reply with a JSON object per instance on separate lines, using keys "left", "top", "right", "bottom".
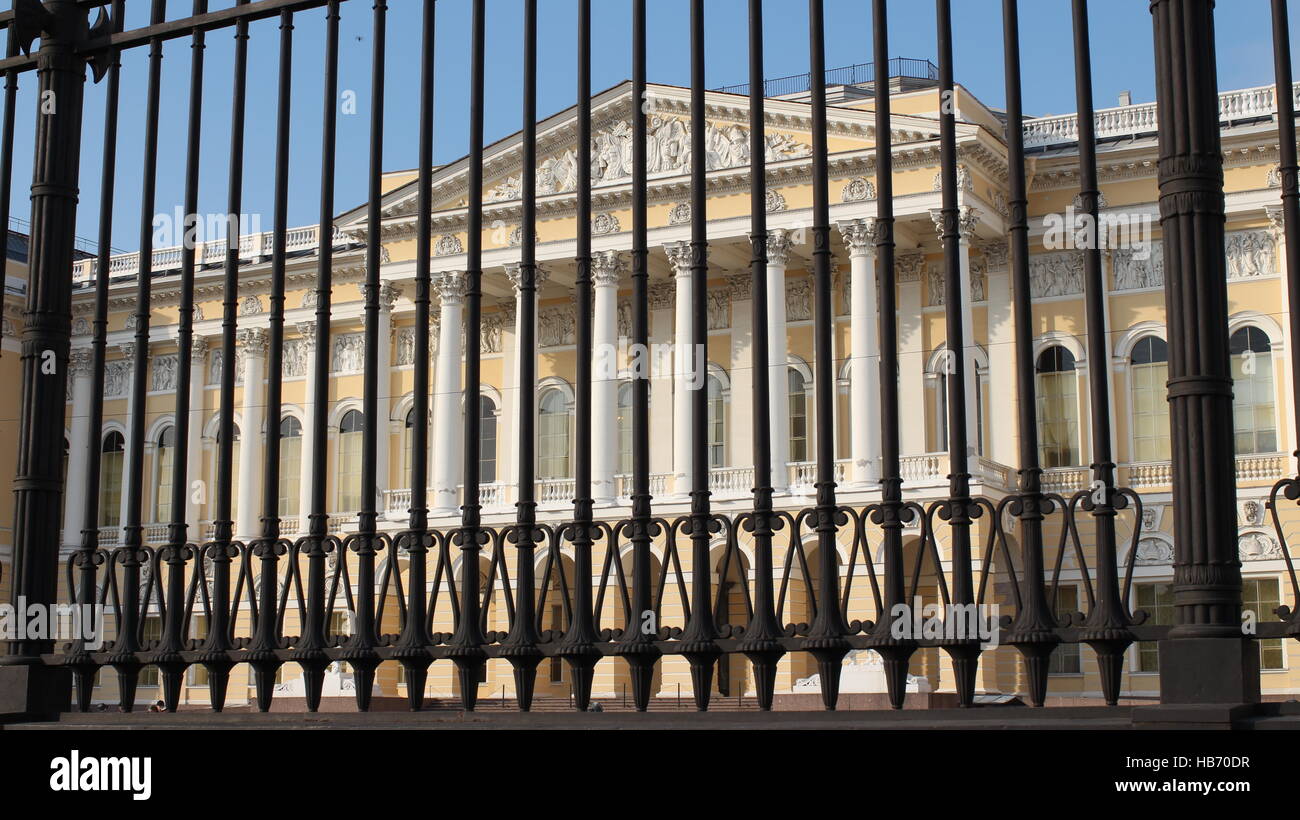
{"left": 3, "top": 0, "right": 1295, "bottom": 252}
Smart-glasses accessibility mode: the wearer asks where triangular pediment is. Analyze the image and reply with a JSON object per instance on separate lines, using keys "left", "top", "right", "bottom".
{"left": 336, "top": 81, "right": 951, "bottom": 230}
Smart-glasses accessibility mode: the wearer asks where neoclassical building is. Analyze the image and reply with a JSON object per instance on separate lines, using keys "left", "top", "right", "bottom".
{"left": 9, "top": 66, "right": 1300, "bottom": 707}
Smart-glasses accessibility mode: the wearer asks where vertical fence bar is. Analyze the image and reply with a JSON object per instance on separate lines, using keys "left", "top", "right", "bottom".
{"left": 501, "top": 0, "right": 543, "bottom": 711}
{"left": 739, "top": 0, "right": 784, "bottom": 712}
{"left": 803, "top": 0, "right": 850, "bottom": 711}
{"left": 1000, "top": 0, "right": 1059, "bottom": 707}
{"left": 679, "top": 0, "right": 720, "bottom": 712}
{"left": 558, "top": 0, "right": 602, "bottom": 710}
{"left": 614, "top": 0, "right": 660, "bottom": 712}
{"left": 341, "top": 0, "right": 386, "bottom": 713}
{"left": 67, "top": 0, "right": 125, "bottom": 714}
{"left": 292, "top": 0, "right": 341, "bottom": 713}
{"left": 394, "top": 0, "right": 437, "bottom": 711}
{"left": 1071, "top": 0, "right": 1133, "bottom": 706}
{"left": 1, "top": 0, "right": 87, "bottom": 719}
{"left": 932, "top": 0, "right": 980, "bottom": 708}
{"left": 1150, "top": 0, "right": 1256, "bottom": 707}
{"left": 154, "top": 0, "right": 207, "bottom": 714}
{"left": 202, "top": 0, "right": 252, "bottom": 712}
{"left": 448, "top": 0, "right": 488, "bottom": 709}
{"left": 110, "top": 0, "right": 168, "bottom": 712}
{"left": 864, "top": 0, "right": 917, "bottom": 710}
{"left": 248, "top": 7, "right": 294, "bottom": 713}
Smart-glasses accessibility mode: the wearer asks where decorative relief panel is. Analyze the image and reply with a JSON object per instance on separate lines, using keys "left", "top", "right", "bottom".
{"left": 840, "top": 177, "right": 875, "bottom": 202}
{"left": 332, "top": 333, "right": 364, "bottom": 373}
{"left": 1224, "top": 229, "right": 1276, "bottom": 280}
{"left": 1238, "top": 530, "right": 1283, "bottom": 561}
{"left": 104, "top": 360, "right": 132, "bottom": 399}
{"left": 282, "top": 338, "right": 308, "bottom": 378}
{"left": 1112, "top": 243, "right": 1164, "bottom": 290}
{"left": 151, "top": 354, "right": 177, "bottom": 392}
{"left": 786, "top": 278, "right": 812, "bottom": 321}
{"left": 434, "top": 234, "right": 463, "bottom": 256}
{"left": 539, "top": 306, "right": 576, "bottom": 347}
{"left": 1028, "top": 252, "right": 1084, "bottom": 298}
{"left": 706, "top": 290, "right": 729, "bottom": 330}
{"left": 486, "top": 117, "right": 812, "bottom": 202}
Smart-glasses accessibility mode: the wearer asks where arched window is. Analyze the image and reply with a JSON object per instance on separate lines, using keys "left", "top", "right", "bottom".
{"left": 279, "top": 417, "right": 302, "bottom": 518}
{"left": 707, "top": 373, "right": 726, "bottom": 469}
{"left": 337, "top": 410, "right": 364, "bottom": 512}
{"left": 1036, "top": 347, "right": 1080, "bottom": 467}
{"left": 617, "top": 383, "right": 633, "bottom": 474}
{"left": 402, "top": 408, "right": 416, "bottom": 488}
{"left": 538, "top": 389, "right": 570, "bottom": 479}
{"left": 1130, "top": 337, "right": 1170, "bottom": 462}
{"left": 1230, "top": 327, "right": 1276, "bottom": 455}
{"left": 214, "top": 425, "right": 242, "bottom": 521}
{"left": 99, "top": 431, "right": 125, "bottom": 528}
{"left": 788, "top": 368, "right": 808, "bottom": 462}
{"left": 479, "top": 396, "right": 498, "bottom": 483}
{"left": 153, "top": 426, "right": 175, "bottom": 523}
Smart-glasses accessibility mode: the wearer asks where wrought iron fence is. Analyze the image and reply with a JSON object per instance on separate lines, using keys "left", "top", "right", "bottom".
{"left": 0, "top": 0, "right": 1296, "bottom": 719}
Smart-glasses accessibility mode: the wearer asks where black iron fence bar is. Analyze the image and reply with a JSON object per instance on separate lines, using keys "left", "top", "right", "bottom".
{"left": 932, "top": 0, "right": 980, "bottom": 708}
{"left": 738, "top": 0, "right": 784, "bottom": 713}
{"left": 614, "top": 0, "right": 660, "bottom": 713}
{"left": 864, "top": 0, "right": 917, "bottom": 711}
{"left": 156, "top": 0, "right": 206, "bottom": 716}
{"left": 66, "top": 0, "right": 123, "bottom": 713}
{"left": 338, "top": 0, "right": 386, "bottom": 712}
{"left": 999, "top": 0, "right": 1060, "bottom": 708}
{"left": 802, "top": 0, "right": 850, "bottom": 711}
{"left": 448, "top": 0, "right": 488, "bottom": 709}
{"left": 110, "top": 0, "right": 167, "bottom": 712}
{"left": 678, "top": 0, "right": 720, "bottom": 712}
{"left": 292, "top": 0, "right": 340, "bottom": 713}
{"left": 200, "top": 0, "right": 252, "bottom": 713}
{"left": 1279, "top": 0, "right": 1300, "bottom": 480}
{"left": 501, "top": 0, "right": 542, "bottom": 711}
{"left": 1152, "top": 0, "right": 1253, "bottom": 703}
{"left": 1269, "top": 0, "right": 1300, "bottom": 637}
{"left": 394, "top": 0, "right": 436, "bottom": 710}
{"left": 247, "top": 6, "right": 294, "bottom": 713}
{"left": 557, "top": 0, "right": 601, "bottom": 710}
{"left": 1071, "top": 0, "right": 1133, "bottom": 706}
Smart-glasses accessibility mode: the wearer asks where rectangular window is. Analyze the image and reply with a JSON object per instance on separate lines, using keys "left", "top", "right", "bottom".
{"left": 139, "top": 616, "right": 163, "bottom": 687}
{"left": 1047, "top": 585, "right": 1081, "bottom": 675}
{"left": 1134, "top": 582, "right": 1174, "bottom": 673}
{"left": 188, "top": 614, "right": 210, "bottom": 687}
{"left": 1243, "top": 577, "right": 1285, "bottom": 671}
{"left": 279, "top": 435, "right": 301, "bottom": 518}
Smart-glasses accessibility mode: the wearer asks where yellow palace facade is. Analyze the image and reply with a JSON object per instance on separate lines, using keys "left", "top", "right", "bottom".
{"left": 4, "top": 69, "right": 1299, "bottom": 709}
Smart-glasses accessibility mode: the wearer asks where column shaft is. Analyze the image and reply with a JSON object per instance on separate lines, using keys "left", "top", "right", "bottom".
{"left": 432, "top": 271, "right": 466, "bottom": 513}
{"left": 766, "top": 231, "right": 793, "bottom": 491}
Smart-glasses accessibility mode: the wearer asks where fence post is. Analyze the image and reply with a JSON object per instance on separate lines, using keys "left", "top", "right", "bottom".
{"left": 1145, "top": 0, "right": 1258, "bottom": 718}
{"left": 0, "top": 0, "right": 88, "bottom": 719}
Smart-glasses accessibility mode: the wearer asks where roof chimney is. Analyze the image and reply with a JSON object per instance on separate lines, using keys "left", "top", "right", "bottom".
{"left": 1118, "top": 90, "right": 1132, "bottom": 107}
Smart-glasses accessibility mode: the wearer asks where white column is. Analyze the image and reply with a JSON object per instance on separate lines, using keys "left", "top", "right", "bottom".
{"left": 236, "top": 327, "right": 267, "bottom": 540}
{"left": 766, "top": 230, "right": 793, "bottom": 492}
{"left": 186, "top": 336, "right": 208, "bottom": 538}
{"left": 117, "top": 342, "right": 138, "bottom": 534}
{"left": 1269, "top": 207, "right": 1297, "bottom": 451}
{"left": 897, "top": 253, "right": 927, "bottom": 455}
{"left": 374, "top": 283, "right": 399, "bottom": 512}
{"left": 63, "top": 348, "right": 94, "bottom": 548}
{"left": 838, "top": 219, "right": 881, "bottom": 486}
{"left": 431, "top": 271, "right": 467, "bottom": 513}
{"left": 295, "top": 324, "right": 317, "bottom": 534}
{"left": 504, "top": 262, "right": 550, "bottom": 508}
{"left": 727, "top": 273, "right": 753, "bottom": 470}
{"left": 497, "top": 300, "right": 517, "bottom": 500}
{"left": 931, "top": 207, "right": 981, "bottom": 456}
{"left": 591, "top": 251, "right": 624, "bottom": 505}
{"left": 666, "top": 241, "right": 694, "bottom": 497}
{"left": 649, "top": 283, "right": 676, "bottom": 483}
{"left": 982, "top": 240, "right": 1017, "bottom": 466}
